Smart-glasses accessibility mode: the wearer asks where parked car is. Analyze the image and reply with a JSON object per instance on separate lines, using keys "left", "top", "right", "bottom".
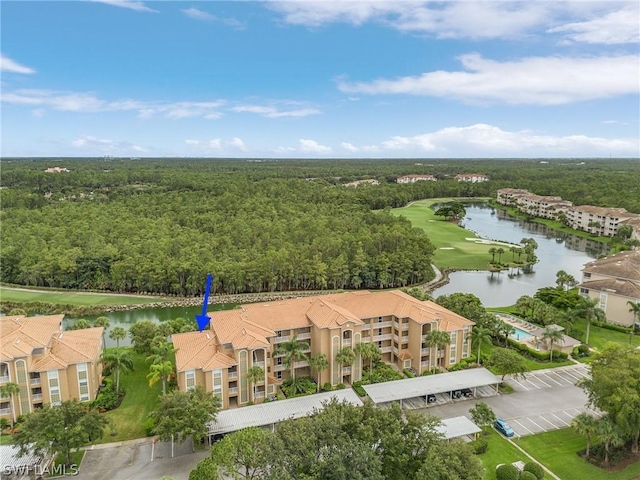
{"left": 451, "top": 390, "right": 463, "bottom": 399}
{"left": 494, "top": 419, "right": 515, "bottom": 437}
{"left": 461, "top": 388, "right": 473, "bottom": 398}
{"left": 427, "top": 394, "right": 437, "bottom": 404}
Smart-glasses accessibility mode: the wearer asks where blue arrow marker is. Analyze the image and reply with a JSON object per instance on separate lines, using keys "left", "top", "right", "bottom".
{"left": 195, "top": 274, "right": 213, "bottom": 332}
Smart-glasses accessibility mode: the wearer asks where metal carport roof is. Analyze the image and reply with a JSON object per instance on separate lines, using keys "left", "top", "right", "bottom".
{"left": 362, "top": 368, "right": 501, "bottom": 404}
{"left": 207, "top": 389, "right": 364, "bottom": 435}
{"left": 436, "top": 416, "right": 482, "bottom": 440}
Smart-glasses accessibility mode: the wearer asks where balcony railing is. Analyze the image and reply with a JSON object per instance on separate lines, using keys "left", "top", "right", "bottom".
{"left": 228, "top": 387, "right": 239, "bottom": 395}
{"left": 273, "top": 336, "right": 291, "bottom": 344}
{"left": 297, "top": 332, "right": 312, "bottom": 340}
{"left": 30, "top": 377, "right": 41, "bottom": 385}
{"left": 401, "top": 336, "right": 409, "bottom": 342}
{"left": 293, "top": 360, "right": 308, "bottom": 368}
{"left": 0, "top": 376, "right": 9, "bottom": 384}
{"left": 374, "top": 321, "right": 393, "bottom": 328}
{"left": 31, "top": 394, "right": 43, "bottom": 402}
{"left": 421, "top": 361, "right": 430, "bottom": 367}
{"left": 342, "top": 338, "right": 352, "bottom": 346}
{"left": 228, "top": 371, "right": 238, "bottom": 379}
{"left": 392, "top": 347, "right": 399, "bottom": 355}
{"left": 255, "top": 391, "right": 265, "bottom": 398}
{"left": 380, "top": 346, "right": 392, "bottom": 353}
{"left": 401, "top": 323, "right": 409, "bottom": 330}
{"left": 421, "top": 348, "right": 430, "bottom": 355}
{"left": 274, "top": 364, "right": 286, "bottom": 372}
{"left": 342, "top": 366, "right": 351, "bottom": 374}
{"left": 372, "top": 334, "right": 392, "bottom": 341}
{"left": 252, "top": 361, "right": 265, "bottom": 368}
{"left": 0, "top": 408, "right": 11, "bottom": 415}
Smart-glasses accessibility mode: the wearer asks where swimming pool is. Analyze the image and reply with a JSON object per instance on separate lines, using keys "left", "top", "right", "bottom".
{"left": 509, "top": 326, "right": 533, "bottom": 341}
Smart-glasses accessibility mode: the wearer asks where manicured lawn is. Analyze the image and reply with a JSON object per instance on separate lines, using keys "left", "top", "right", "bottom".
{"left": 0, "top": 286, "right": 165, "bottom": 306}
{"left": 479, "top": 342, "right": 574, "bottom": 374}
{"left": 516, "top": 428, "right": 640, "bottom": 480}
{"left": 478, "top": 430, "right": 552, "bottom": 480}
{"left": 390, "top": 198, "right": 517, "bottom": 270}
{"left": 577, "top": 321, "right": 640, "bottom": 351}
{"left": 96, "top": 350, "right": 162, "bottom": 443}
{"left": 0, "top": 434, "right": 15, "bottom": 445}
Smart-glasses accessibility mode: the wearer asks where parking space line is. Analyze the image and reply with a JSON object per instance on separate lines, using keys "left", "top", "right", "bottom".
{"left": 553, "top": 371, "right": 578, "bottom": 384}
{"left": 543, "top": 373, "right": 563, "bottom": 386}
{"left": 511, "top": 419, "right": 534, "bottom": 435}
{"left": 538, "top": 415, "right": 557, "bottom": 429}
{"left": 550, "top": 413, "right": 570, "bottom": 427}
{"left": 526, "top": 417, "right": 547, "bottom": 432}
{"left": 528, "top": 375, "right": 550, "bottom": 388}
{"left": 510, "top": 379, "right": 530, "bottom": 391}
{"left": 561, "top": 370, "right": 584, "bottom": 381}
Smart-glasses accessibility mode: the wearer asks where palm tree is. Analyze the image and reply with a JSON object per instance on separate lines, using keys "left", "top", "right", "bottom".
{"left": 147, "top": 339, "right": 177, "bottom": 366}
{"left": 147, "top": 361, "right": 174, "bottom": 395}
{"left": 109, "top": 326, "right": 127, "bottom": 348}
{"left": 308, "top": 353, "right": 329, "bottom": 393}
{"left": 100, "top": 349, "right": 134, "bottom": 392}
{"left": 488, "top": 247, "right": 497, "bottom": 263}
{"left": 572, "top": 297, "right": 606, "bottom": 345}
{"left": 572, "top": 412, "right": 598, "bottom": 459}
{"left": 68, "top": 319, "right": 91, "bottom": 330}
{"left": 596, "top": 416, "right": 625, "bottom": 465}
{"left": 275, "top": 335, "right": 309, "bottom": 381}
{"left": 94, "top": 317, "right": 110, "bottom": 348}
{"left": 246, "top": 365, "right": 265, "bottom": 402}
{"left": 0, "top": 382, "right": 20, "bottom": 429}
{"left": 496, "top": 320, "right": 515, "bottom": 347}
{"left": 496, "top": 247, "right": 505, "bottom": 263}
{"left": 469, "top": 326, "right": 492, "bottom": 365}
{"left": 335, "top": 347, "right": 356, "bottom": 383}
{"left": 423, "top": 330, "right": 451, "bottom": 370}
{"left": 541, "top": 326, "right": 565, "bottom": 362}
{"left": 628, "top": 300, "right": 640, "bottom": 325}
{"left": 354, "top": 342, "right": 381, "bottom": 372}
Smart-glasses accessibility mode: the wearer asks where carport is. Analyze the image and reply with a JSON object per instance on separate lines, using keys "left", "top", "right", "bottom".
{"left": 362, "top": 368, "right": 501, "bottom": 409}
{"left": 436, "top": 416, "right": 482, "bottom": 442}
{"left": 206, "top": 390, "right": 363, "bottom": 439}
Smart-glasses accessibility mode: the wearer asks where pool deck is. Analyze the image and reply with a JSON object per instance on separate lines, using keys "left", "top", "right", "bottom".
{"left": 496, "top": 313, "right": 581, "bottom": 353}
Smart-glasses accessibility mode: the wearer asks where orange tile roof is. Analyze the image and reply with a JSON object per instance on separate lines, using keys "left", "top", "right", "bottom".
{"left": 0, "top": 315, "right": 64, "bottom": 361}
{"left": 50, "top": 328, "right": 103, "bottom": 365}
{"left": 173, "top": 331, "right": 221, "bottom": 371}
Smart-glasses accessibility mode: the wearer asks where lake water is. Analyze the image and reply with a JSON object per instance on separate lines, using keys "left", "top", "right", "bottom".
{"left": 431, "top": 204, "right": 608, "bottom": 307}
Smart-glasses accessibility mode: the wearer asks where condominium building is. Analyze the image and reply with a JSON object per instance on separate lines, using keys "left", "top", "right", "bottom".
{"left": 454, "top": 174, "right": 489, "bottom": 183}
{"left": 496, "top": 189, "right": 640, "bottom": 237}
{"left": 579, "top": 250, "right": 640, "bottom": 328}
{"left": 396, "top": 174, "right": 437, "bottom": 183}
{"left": 173, "top": 290, "right": 474, "bottom": 409}
{"left": 0, "top": 315, "right": 103, "bottom": 422}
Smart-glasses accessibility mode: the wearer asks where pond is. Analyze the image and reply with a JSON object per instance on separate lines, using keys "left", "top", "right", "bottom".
{"left": 431, "top": 204, "right": 608, "bottom": 307}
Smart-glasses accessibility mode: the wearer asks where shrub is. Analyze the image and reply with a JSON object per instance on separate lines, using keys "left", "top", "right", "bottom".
{"left": 336, "top": 383, "right": 346, "bottom": 390}
{"left": 520, "top": 472, "right": 537, "bottom": 480}
{"left": 469, "top": 438, "right": 488, "bottom": 454}
{"left": 352, "top": 381, "right": 367, "bottom": 396}
{"left": 321, "top": 382, "right": 333, "bottom": 392}
{"left": 144, "top": 417, "right": 155, "bottom": 436}
{"left": 403, "top": 369, "right": 415, "bottom": 378}
{"left": 495, "top": 463, "right": 519, "bottom": 480}
{"left": 523, "top": 461, "right": 544, "bottom": 480}
{"left": 577, "top": 344, "right": 590, "bottom": 357}
{"left": 92, "top": 384, "right": 119, "bottom": 411}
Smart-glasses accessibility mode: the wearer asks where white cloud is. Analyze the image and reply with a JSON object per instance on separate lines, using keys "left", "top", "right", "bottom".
{"left": 182, "top": 7, "right": 246, "bottom": 29}
{"left": 91, "top": 0, "right": 158, "bottom": 13}
{"left": 341, "top": 142, "right": 359, "bottom": 152}
{"left": 71, "top": 135, "right": 146, "bottom": 153}
{"left": 299, "top": 139, "right": 332, "bottom": 154}
{"left": 372, "top": 124, "right": 639, "bottom": 155}
{"left": 232, "top": 105, "right": 321, "bottom": 118}
{"left": 185, "top": 139, "right": 222, "bottom": 150}
{"left": 0, "top": 54, "right": 35, "bottom": 74}
{"left": 32, "top": 109, "right": 45, "bottom": 118}
{"left": 337, "top": 54, "right": 639, "bottom": 105}
{"left": 1, "top": 89, "right": 225, "bottom": 119}
{"left": 228, "top": 137, "right": 247, "bottom": 151}
{"left": 274, "top": 146, "right": 296, "bottom": 154}
{"left": 548, "top": 4, "right": 639, "bottom": 45}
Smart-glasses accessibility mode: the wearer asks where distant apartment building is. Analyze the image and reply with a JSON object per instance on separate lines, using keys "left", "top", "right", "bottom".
{"left": 396, "top": 174, "right": 437, "bottom": 183}
{"left": 496, "top": 189, "right": 640, "bottom": 237}
{"left": 454, "top": 174, "right": 489, "bottom": 183}
{"left": 172, "top": 290, "right": 474, "bottom": 409}
{"left": 343, "top": 179, "right": 380, "bottom": 187}
{"left": 44, "top": 167, "right": 70, "bottom": 173}
{"left": 579, "top": 250, "right": 640, "bottom": 327}
{"left": 0, "top": 316, "right": 103, "bottom": 422}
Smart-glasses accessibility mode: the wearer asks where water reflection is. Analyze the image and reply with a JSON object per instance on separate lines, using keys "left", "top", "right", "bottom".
{"left": 432, "top": 204, "right": 608, "bottom": 307}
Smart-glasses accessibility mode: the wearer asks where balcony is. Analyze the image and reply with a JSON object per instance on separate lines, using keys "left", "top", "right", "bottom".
{"left": 297, "top": 332, "right": 312, "bottom": 340}
{"left": 255, "top": 391, "right": 265, "bottom": 399}
{"left": 30, "top": 377, "right": 41, "bottom": 385}
{"left": 252, "top": 361, "right": 265, "bottom": 368}
{"left": 293, "top": 360, "right": 308, "bottom": 368}
{"left": 372, "top": 334, "right": 392, "bottom": 342}
{"left": 342, "top": 338, "right": 352, "bottom": 346}
{"left": 392, "top": 347, "right": 399, "bottom": 355}
{"left": 421, "top": 348, "right": 430, "bottom": 355}
{"left": 380, "top": 346, "right": 392, "bottom": 353}
{"left": 31, "top": 394, "right": 43, "bottom": 402}
{"left": 374, "top": 321, "right": 393, "bottom": 328}
{"left": 273, "top": 336, "right": 291, "bottom": 344}
{"left": 0, "top": 376, "right": 9, "bottom": 384}
{"left": 0, "top": 408, "right": 10, "bottom": 415}
{"left": 342, "top": 366, "right": 351, "bottom": 374}
{"left": 401, "top": 336, "right": 409, "bottom": 342}
{"left": 274, "top": 364, "right": 286, "bottom": 372}
{"left": 421, "top": 361, "right": 430, "bottom": 367}
{"left": 228, "top": 387, "right": 239, "bottom": 395}
{"left": 228, "top": 371, "right": 238, "bottom": 379}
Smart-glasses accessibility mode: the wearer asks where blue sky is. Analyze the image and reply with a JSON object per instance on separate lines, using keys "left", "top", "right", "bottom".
{"left": 2, "top": 1, "right": 639, "bottom": 158}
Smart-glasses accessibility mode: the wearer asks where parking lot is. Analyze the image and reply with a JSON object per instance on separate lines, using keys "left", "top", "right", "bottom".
{"left": 401, "top": 384, "right": 498, "bottom": 410}
{"left": 506, "top": 364, "right": 590, "bottom": 392}
{"left": 507, "top": 405, "right": 602, "bottom": 437}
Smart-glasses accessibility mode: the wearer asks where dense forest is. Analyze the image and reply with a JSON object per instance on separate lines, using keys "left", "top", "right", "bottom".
{"left": 1, "top": 157, "right": 638, "bottom": 295}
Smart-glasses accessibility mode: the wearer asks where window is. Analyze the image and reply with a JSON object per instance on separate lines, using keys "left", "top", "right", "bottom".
{"left": 276, "top": 371, "right": 282, "bottom": 380}
{"left": 404, "top": 360, "right": 411, "bottom": 369}
{"left": 185, "top": 370, "right": 196, "bottom": 391}
{"left": 77, "top": 363, "right": 89, "bottom": 401}
{"left": 580, "top": 288, "right": 589, "bottom": 295}
{"left": 48, "top": 370, "right": 61, "bottom": 406}
{"left": 583, "top": 273, "right": 591, "bottom": 279}
{"left": 276, "top": 331, "right": 282, "bottom": 338}
{"left": 212, "top": 369, "right": 222, "bottom": 397}
{"left": 599, "top": 292, "right": 607, "bottom": 310}
{"left": 449, "top": 332, "right": 457, "bottom": 365}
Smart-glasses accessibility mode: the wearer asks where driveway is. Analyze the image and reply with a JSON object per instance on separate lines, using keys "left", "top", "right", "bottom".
{"left": 416, "top": 364, "right": 597, "bottom": 437}
{"left": 76, "top": 438, "right": 208, "bottom": 480}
